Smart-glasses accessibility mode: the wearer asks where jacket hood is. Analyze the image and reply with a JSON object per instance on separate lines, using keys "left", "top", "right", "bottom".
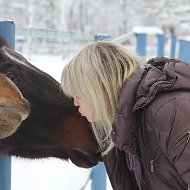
{"left": 134, "top": 57, "right": 190, "bottom": 111}
{"left": 112, "top": 57, "right": 190, "bottom": 150}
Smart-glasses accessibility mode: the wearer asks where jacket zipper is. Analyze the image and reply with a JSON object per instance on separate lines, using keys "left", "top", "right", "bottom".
{"left": 149, "top": 148, "right": 162, "bottom": 173}
{"left": 150, "top": 160, "right": 154, "bottom": 173}
{"left": 186, "top": 132, "right": 190, "bottom": 143}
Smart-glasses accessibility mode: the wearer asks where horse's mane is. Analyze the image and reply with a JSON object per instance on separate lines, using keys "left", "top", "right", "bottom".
{"left": 0, "top": 36, "right": 9, "bottom": 47}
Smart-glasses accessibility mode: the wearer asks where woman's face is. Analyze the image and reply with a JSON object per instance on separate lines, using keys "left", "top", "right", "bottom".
{"left": 73, "top": 96, "right": 94, "bottom": 122}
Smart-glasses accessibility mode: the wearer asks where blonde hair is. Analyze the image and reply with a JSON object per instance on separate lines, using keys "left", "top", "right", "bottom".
{"left": 61, "top": 41, "right": 140, "bottom": 155}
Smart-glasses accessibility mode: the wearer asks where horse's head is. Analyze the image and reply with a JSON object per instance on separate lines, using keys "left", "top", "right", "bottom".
{"left": 0, "top": 73, "right": 30, "bottom": 139}
{"left": 0, "top": 36, "right": 101, "bottom": 168}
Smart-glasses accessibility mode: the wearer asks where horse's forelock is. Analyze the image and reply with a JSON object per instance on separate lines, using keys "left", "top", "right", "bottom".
{"left": 0, "top": 36, "right": 9, "bottom": 47}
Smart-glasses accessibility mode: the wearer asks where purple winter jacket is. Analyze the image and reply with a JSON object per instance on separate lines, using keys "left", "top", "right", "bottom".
{"left": 103, "top": 57, "right": 190, "bottom": 190}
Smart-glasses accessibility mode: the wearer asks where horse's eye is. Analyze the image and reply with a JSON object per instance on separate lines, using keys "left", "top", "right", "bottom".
{"left": 6, "top": 73, "right": 18, "bottom": 82}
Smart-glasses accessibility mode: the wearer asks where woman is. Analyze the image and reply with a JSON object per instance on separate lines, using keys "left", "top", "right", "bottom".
{"left": 61, "top": 41, "right": 190, "bottom": 190}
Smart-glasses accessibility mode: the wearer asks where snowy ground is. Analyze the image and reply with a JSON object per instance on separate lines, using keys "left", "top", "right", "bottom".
{"left": 11, "top": 54, "right": 112, "bottom": 190}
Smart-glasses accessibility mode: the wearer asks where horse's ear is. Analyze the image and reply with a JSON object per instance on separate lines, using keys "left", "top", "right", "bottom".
{"left": 0, "top": 36, "right": 9, "bottom": 47}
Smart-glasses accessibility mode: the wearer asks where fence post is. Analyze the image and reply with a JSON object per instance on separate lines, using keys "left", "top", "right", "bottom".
{"left": 91, "top": 162, "right": 107, "bottom": 190}
{"left": 157, "top": 34, "right": 164, "bottom": 57}
{"left": 0, "top": 20, "right": 15, "bottom": 190}
{"left": 178, "top": 39, "right": 190, "bottom": 62}
{"left": 170, "top": 36, "right": 176, "bottom": 58}
{"left": 178, "top": 39, "right": 186, "bottom": 60}
{"left": 135, "top": 33, "right": 147, "bottom": 56}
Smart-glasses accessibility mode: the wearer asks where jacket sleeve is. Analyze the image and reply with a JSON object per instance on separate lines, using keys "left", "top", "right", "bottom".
{"left": 102, "top": 147, "right": 138, "bottom": 190}
{"left": 154, "top": 96, "right": 190, "bottom": 185}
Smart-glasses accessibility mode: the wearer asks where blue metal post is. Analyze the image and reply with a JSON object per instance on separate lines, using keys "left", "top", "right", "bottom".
{"left": 0, "top": 20, "right": 15, "bottom": 190}
{"left": 157, "top": 34, "right": 164, "bottom": 57}
{"left": 135, "top": 33, "right": 147, "bottom": 56}
{"left": 0, "top": 21, "right": 15, "bottom": 49}
{"left": 178, "top": 39, "right": 186, "bottom": 61}
{"left": 0, "top": 157, "right": 11, "bottom": 190}
{"left": 91, "top": 162, "right": 107, "bottom": 190}
{"left": 170, "top": 36, "right": 176, "bottom": 58}
{"left": 178, "top": 39, "right": 190, "bottom": 62}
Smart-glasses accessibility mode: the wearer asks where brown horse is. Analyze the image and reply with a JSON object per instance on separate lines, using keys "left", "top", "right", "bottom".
{"left": 0, "top": 37, "right": 101, "bottom": 168}
{"left": 0, "top": 73, "right": 30, "bottom": 139}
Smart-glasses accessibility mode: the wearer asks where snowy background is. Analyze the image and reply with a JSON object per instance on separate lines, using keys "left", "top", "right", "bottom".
{"left": 1, "top": 0, "right": 190, "bottom": 37}
{"left": 11, "top": 54, "right": 112, "bottom": 190}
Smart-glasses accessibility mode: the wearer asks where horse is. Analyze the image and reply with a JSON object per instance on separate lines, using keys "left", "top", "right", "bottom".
{"left": 0, "top": 37, "right": 101, "bottom": 168}
{"left": 0, "top": 73, "right": 30, "bottom": 139}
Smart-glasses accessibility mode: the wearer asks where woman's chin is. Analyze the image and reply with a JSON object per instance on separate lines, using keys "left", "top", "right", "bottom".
{"left": 86, "top": 117, "right": 94, "bottom": 123}
{"left": 80, "top": 113, "right": 94, "bottom": 123}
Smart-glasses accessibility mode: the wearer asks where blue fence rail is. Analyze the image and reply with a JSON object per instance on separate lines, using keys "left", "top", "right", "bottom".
{"left": 1, "top": 21, "right": 190, "bottom": 190}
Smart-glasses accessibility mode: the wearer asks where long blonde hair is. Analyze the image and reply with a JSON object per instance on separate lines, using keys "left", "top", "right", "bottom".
{"left": 61, "top": 41, "right": 140, "bottom": 154}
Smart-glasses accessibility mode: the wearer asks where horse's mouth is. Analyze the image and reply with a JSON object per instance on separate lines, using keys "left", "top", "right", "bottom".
{"left": 0, "top": 103, "right": 30, "bottom": 139}
{"left": 70, "top": 148, "right": 102, "bottom": 168}
{"left": 0, "top": 101, "right": 30, "bottom": 121}
{"left": 0, "top": 108, "right": 22, "bottom": 139}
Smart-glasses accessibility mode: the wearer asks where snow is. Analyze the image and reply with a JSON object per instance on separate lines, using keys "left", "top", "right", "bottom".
{"left": 11, "top": 54, "right": 112, "bottom": 190}
{"left": 174, "top": 5, "right": 190, "bottom": 13}
{"left": 177, "top": 36, "right": 190, "bottom": 41}
{"left": 12, "top": 158, "right": 92, "bottom": 190}
{"left": 132, "top": 26, "right": 164, "bottom": 35}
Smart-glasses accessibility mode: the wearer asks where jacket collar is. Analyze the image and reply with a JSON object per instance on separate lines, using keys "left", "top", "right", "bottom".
{"left": 111, "top": 68, "right": 144, "bottom": 150}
